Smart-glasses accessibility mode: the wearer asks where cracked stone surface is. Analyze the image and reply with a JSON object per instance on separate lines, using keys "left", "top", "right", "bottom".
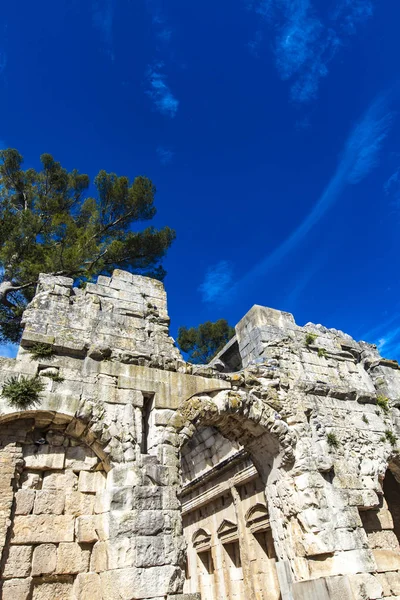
{"left": 0, "top": 272, "right": 399, "bottom": 599}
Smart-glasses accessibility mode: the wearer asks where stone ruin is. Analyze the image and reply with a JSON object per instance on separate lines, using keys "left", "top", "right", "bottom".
{"left": 0, "top": 269, "right": 399, "bottom": 600}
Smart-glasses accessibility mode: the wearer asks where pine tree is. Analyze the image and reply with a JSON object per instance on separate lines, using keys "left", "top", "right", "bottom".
{"left": 0, "top": 149, "right": 175, "bottom": 343}
{"left": 177, "top": 320, "right": 235, "bottom": 364}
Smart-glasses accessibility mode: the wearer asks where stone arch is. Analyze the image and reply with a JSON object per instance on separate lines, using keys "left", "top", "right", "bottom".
{"left": 0, "top": 410, "right": 109, "bottom": 600}
{"left": 170, "top": 389, "right": 293, "bottom": 600}
{"left": 0, "top": 410, "right": 111, "bottom": 470}
{"left": 163, "top": 388, "right": 297, "bottom": 471}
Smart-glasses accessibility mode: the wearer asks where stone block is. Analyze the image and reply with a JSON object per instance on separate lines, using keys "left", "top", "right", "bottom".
{"left": 100, "top": 565, "right": 182, "bottom": 600}
{"left": 56, "top": 542, "right": 90, "bottom": 574}
{"left": 12, "top": 515, "right": 75, "bottom": 544}
{"left": 15, "top": 489, "right": 35, "bottom": 515}
{"left": 386, "top": 571, "right": 400, "bottom": 595}
{"left": 65, "top": 491, "right": 95, "bottom": 516}
{"left": 3, "top": 545, "right": 32, "bottom": 578}
{"left": 42, "top": 469, "right": 78, "bottom": 490}
{"left": 2, "top": 577, "right": 32, "bottom": 600}
{"left": 348, "top": 573, "right": 384, "bottom": 600}
{"left": 33, "top": 490, "right": 65, "bottom": 514}
{"left": 31, "top": 544, "right": 57, "bottom": 576}
{"left": 75, "top": 515, "right": 99, "bottom": 543}
{"left": 78, "top": 470, "right": 106, "bottom": 493}
{"left": 136, "top": 510, "right": 165, "bottom": 535}
{"left": 65, "top": 446, "right": 98, "bottom": 471}
{"left": 375, "top": 572, "right": 392, "bottom": 596}
{"left": 373, "top": 549, "right": 400, "bottom": 572}
{"left": 90, "top": 538, "right": 133, "bottom": 571}
{"left": 115, "top": 388, "right": 144, "bottom": 406}
{"left": 71, "top": 573, "right": 102, "bottom": 600}
{"left": 20, "top": 471, "right": 42, "bottom": 489}
{"left": 135, "top": 536, "right": 165, "bottom": 567}
{"left": 23, "top": 445, "right": 65, "bottom": 470}
{"left": 32, "top": 579, "right": 73, "bottom": 600}
{"left": 134, "top": 486, "right": 162, "bottom": 510}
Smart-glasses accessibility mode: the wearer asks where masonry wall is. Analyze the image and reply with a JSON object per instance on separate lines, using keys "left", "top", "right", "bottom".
{"left": 0, "top": 271, "right": 399, "bottom": 599}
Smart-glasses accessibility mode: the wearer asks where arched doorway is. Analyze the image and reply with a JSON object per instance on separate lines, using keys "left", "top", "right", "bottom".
{"left": 181, "top": 426, "right": 281, "bottom": 600}
{"left": 164, "top": 389, "right": 296, "bottom": 600}
{"left": 0, "top": 412, "right": 108, "bottom": 600}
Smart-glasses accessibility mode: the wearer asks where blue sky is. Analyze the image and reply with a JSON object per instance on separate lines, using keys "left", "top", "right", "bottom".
{"left": 1, "top": 0, "right": 400, "bottom": 358}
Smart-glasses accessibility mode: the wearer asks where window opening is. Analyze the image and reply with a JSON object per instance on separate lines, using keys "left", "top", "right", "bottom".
{"left": 141, "top": 393, "right": 154, "bottom": 454}
{"left": 223, "top": 541, "right": 242, "bottom": 568}
{"left": 198, "top": 550, "right": 214, "bottom": 574}
{"left": 254, "top": 529, "right": 276, "bottom": 559}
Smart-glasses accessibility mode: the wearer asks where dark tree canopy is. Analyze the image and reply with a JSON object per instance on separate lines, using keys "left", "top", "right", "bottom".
{"left": 0, "top": 148, "right": 175, "bottom": 344}
{"left": 177, "top": 319, "right": 235, "bottom": 364}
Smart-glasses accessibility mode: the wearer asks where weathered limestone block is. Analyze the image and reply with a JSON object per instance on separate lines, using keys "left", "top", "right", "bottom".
{"left": 65, "top": 446, "right": 98, "bottom": 471}
{"left": 23, "top": 445, "right": 65, "bottom": 470}
{"left": 373, "top": 549, "right": 400, "bottom": 572}
{"left": 33, "top": 490, "right": 65, "bottom": 514}
{"left": 65, "top": 491, "right": 95, "bottom": 516}
{"left": 72, "top": 573, "right": 102, "bottom": 600}
{"left": 2, "top": 545, "right": 32, "bottom": 578}
{"left": 31, "top": 544, "right": 57, "bottom": 576}
{"left": 135, "top": 536, "right": 166, "bottom": 567}
{"left": 20, "top": 471, "right": 42, "bottom": 489}
{"left": 31, "top": 578, "right": 73, "bottom": 600}
{"left": 348, "top": 573, "right": 384, "bottom": 600}
{"left": 12, "top": 515, "right": 75, "bottom": 544}
{"left": 42, "top": 469, "right": 78, "bottom": 490}
{"left": 78, "top": 471, "right": 106, "bottom": 493}
{"left": 56, "top": 542, "right": 90, "bottom": 574}
{"left": 386, "top": 571, "right": 400, "bottom": 595}
{"left": 75, "top": 515, "right": 100, "bottom": 543}
{"left": 15, "top": 489, "right": 35, "bottom": 515}
{"left": 2, "top": 577, "right": 32, "bottom": 600}
{"left": 90, "top": 538, "right": 133, "bottom": 571}
{"left": 100, "top": 565, "right": 183, "bottom": 600}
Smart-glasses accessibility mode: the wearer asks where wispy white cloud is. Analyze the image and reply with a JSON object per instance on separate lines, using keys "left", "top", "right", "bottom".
{"left": 92, "top": 0, "right": 114, "bottom": 59}
{"left": 248, "top": 0, "right": 374, "bottom": 102}
{"left": 384, "top": 167, "right": 400, "bottom": 208}
{"left": 370, "top": 325, "right": 400, "bottom": 358}
{"left": 157, "top": 146, "right": 174, "bottom": 165}
{"left": 199, "top": 261, "right": 233, "bottom": 303}
{"left": 146, "top": 64, "right": 179, "bottom": 118}
{"left": 228, "top": 94, "right": 393, "bottom": 296}
{"left": 334, "top": 0, "right": 374, "bottom": 35}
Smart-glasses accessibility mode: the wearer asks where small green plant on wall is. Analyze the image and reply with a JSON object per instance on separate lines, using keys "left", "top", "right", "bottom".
{"left": 318, "top": 348, "right": 326, "bottom": 358}
{"left": 327, "top": 432, "right": 339, "bottom": 448}
{"left": 385, "top": 430, "right": 397, "bottom": 447}
{"left": 305, "top": 333, "right": 318, "bottom": 347}
{"left": 362, "top": 414, "right": 369, "bottom": 425}
{"left": 2, "top": 375, "right": 45, "bottom": 409}
{"left": 376, "top": 395, "right": 389, "bottom": 414}
{"left": 27, "top": 343, "right": 55, "bottom": 360}
{"left": 40, "top": 372, "right": 64, "bottom": 383}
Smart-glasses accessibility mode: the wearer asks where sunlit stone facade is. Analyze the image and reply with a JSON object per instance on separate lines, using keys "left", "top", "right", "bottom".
{"left": 0, "top": 271, "right": 399, "bottom": 599}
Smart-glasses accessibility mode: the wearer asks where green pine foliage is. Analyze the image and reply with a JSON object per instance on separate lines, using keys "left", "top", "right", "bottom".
{"left": 2, "top": 375, "right": 45, "bottom": 409}
{"left": 177, "top": 319, "right": 235, "bottom": 364}
{"left": 0, "top": 149, "right": 175, "bottom": 344}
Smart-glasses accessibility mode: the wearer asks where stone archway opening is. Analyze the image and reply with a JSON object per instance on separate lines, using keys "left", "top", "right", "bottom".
{"left": 383, "top": 468, "right": 400, "bottom": 547}
{"left": 168, "top": 389, "right": 292, "bottom": 600}
{"left": 0, "top": 412, "right": 108, "bottom": 600}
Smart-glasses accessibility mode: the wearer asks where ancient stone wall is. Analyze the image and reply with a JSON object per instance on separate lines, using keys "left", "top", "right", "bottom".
{"left": 0, "top": 271, "right": 399, "bottom": 599}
